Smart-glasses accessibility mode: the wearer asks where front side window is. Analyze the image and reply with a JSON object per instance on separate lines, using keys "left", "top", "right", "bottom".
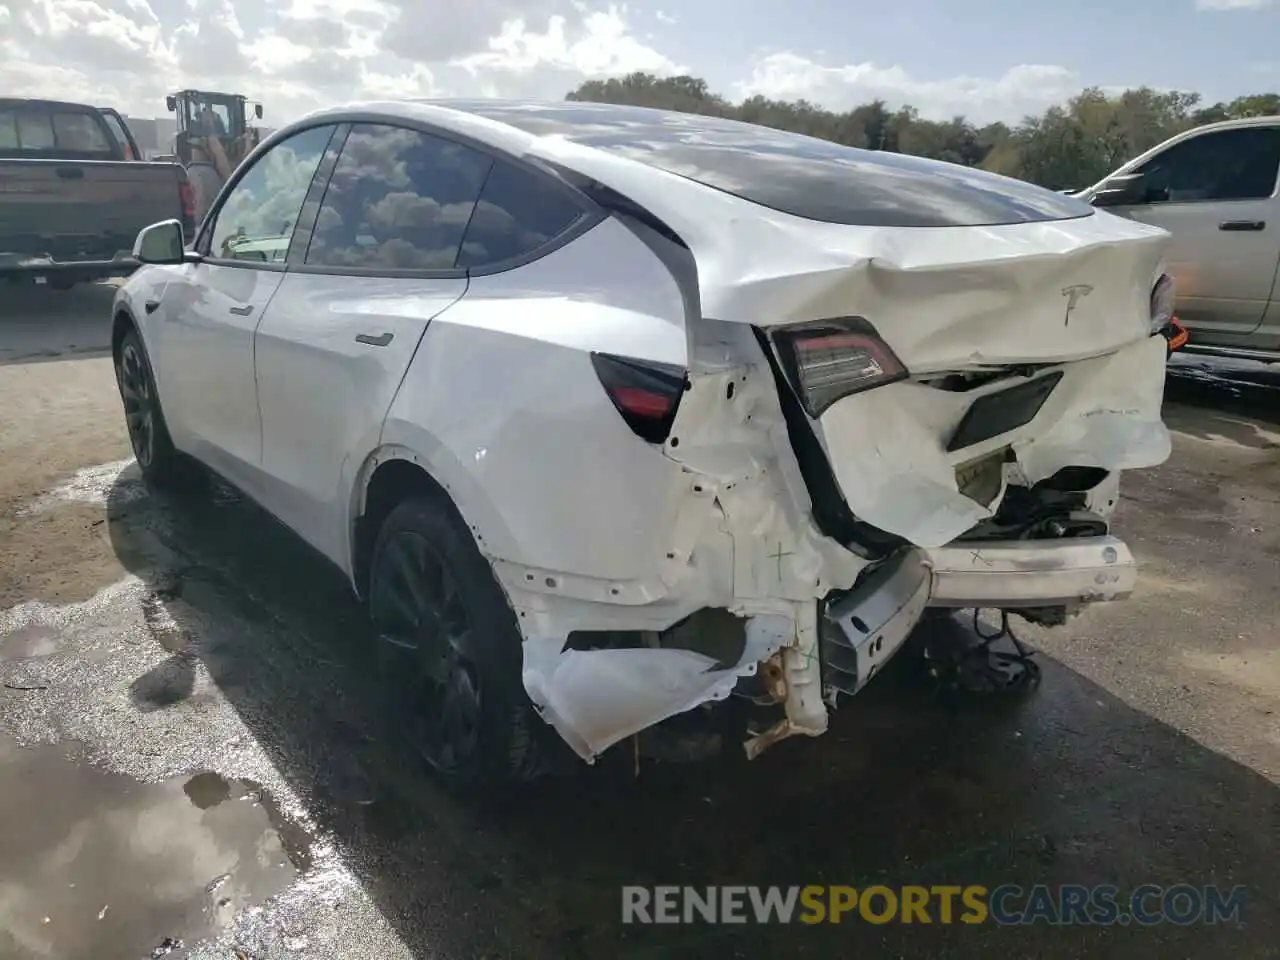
{"left": 207, "top": 125, "right": 336, "bottom": 263}
{"left": 1137, "top": 128, "right": 1280, "bottom": 203}
{"left": 305, "top": 124, "right": 492, "bottom": 271}
{"left": 457, "top": 159, "right": 587, "bottom": 270}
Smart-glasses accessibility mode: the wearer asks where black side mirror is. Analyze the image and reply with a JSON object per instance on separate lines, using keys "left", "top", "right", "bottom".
{"left": 1090, "top": 172, "right": 1149, "bottom": 208}
{"left": 255, "top": 104, "right": 264, "bottom": 119}
{"left": 165, "top": 95, "right": 177, "bottom": 113}
{"left": 133, "top": 220, "right": 187, "bottom": 265}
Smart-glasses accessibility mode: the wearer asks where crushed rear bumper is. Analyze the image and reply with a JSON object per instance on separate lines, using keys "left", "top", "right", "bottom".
{"left": 821, "top": 535, "right": 1136, "bottom": 698}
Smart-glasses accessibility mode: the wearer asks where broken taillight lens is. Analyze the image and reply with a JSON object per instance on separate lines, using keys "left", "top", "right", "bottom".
{"left": 774, "top": 319, "right": 908, "bottom": 417}
{"left": 590, "top": 352, "right": 687, "bottom": 444}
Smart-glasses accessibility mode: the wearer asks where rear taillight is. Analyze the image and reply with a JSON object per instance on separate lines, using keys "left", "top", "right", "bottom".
{"left": 774, "top": 318, "right": 907, "bottom": 417}
{"left": 591, "top": 352, "right": 687, "bottom": 443}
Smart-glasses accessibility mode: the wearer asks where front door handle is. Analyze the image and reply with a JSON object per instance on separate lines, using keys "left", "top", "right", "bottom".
{"left": 55, "top": 167, "right": 84, "bottom": 180}
{"left": 228, "top": 304, "right": 254, "bottom": 316}
{"left": 1219, "top": 220, "right": 1265, "bottom": 232}
{"left": 355, "top": 332, "right": 393, "bottom": 347}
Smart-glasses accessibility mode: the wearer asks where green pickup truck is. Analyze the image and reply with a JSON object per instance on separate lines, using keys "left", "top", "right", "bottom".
{"left": 0, "top": 98, "right": 197, "bottom": 289}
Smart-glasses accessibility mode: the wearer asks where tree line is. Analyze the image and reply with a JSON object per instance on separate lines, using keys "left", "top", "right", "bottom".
{"left": 566, "top": 73, "right": 1280, "bottom": 191}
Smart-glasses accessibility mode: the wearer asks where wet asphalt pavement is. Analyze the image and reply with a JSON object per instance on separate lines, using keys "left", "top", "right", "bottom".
{"left": 1, "top": 283, "right": 1278, "bottom": 959}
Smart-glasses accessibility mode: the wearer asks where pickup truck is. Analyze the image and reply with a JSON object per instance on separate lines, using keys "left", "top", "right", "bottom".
{"left": 1076, "top": 116, "right": 1280, "bottom": 363}
{"left": 0, "top": 98, "right": 196, "bottom": 289}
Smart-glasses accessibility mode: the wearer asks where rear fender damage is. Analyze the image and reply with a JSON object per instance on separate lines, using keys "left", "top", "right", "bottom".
{"left": 503, "top": 324, "right": 1170, "bottom": 765}
{"left": 510, "top": 321, "right": 864, "bottom": 762}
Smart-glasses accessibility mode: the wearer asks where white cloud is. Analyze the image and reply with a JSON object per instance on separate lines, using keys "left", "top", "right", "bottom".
{"left": 1, "top": 0, "right": 1103, "bottom": 137}
{"left": 1195, "top": 0, "right": 1274, "bottom": 9}
{"left": 0, "top": 0, "right": 678, "bottom": 125}
{"left": 734, "top": 53, "right": 1081, "bottom": 125}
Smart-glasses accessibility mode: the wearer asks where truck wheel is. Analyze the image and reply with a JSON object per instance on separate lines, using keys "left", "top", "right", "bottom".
{"left": 114, "top": 328, "right": 199, "bottom": 492}
{"left": 366, "top": 496, "right": 551, "bottom": 789}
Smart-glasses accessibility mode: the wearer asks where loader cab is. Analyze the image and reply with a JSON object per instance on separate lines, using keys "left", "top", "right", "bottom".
{"left": 167, "top": 89, "right": 263, "bottom": 168}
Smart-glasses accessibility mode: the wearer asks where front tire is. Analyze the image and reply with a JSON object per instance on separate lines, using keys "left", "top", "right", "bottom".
{"left": 366, "top": 496, "right": 550, "bottom": 789}
{"left": 114, "top": 327, "right": 198, "bottom": 491}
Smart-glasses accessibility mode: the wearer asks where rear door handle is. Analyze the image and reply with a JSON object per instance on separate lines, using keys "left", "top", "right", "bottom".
{"left": 228, "top": 304, "right": 254, "bottom": 316}
{"left": 355, "top": 332, "right": 393, "bottom": 347}
{"left": 55, "top": 167, "right": 84, "bottom": 180}
{"left": 1219, "top": 220, "right": 1265, "bottom": 232}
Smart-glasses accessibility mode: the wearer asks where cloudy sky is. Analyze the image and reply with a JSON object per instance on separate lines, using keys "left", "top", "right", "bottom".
{"left": 1, "top": 0, "right": 1277, "bottom": 126}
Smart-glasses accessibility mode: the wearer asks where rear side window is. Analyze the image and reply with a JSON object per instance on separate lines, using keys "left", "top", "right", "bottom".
{"left": 0, "top": 113, "right": 17, "bottom": 149}
{"left": 305, "top": 124, "right": 493, "bottom": 271}
{"left": 457, "top": 160, "right": 587, "bottom": 269}
{"left": 1135, "top": 127, "right": 1280, "bottom": 203}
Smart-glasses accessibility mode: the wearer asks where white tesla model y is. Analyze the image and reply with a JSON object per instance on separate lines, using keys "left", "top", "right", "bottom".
{"left": 112, "top": 99, "right": 1177, "bottom": 785}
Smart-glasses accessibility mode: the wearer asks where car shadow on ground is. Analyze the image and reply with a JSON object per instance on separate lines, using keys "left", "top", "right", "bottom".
{"left": 103, "top": 467, "right": 1280, "bottom": 959}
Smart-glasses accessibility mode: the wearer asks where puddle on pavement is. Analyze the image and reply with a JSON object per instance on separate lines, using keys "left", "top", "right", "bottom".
{"left": 0, "top": 736, "right": 313, "bottom": 960}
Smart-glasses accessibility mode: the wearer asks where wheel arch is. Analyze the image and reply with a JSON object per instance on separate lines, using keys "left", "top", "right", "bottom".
{"left": 111, "top": 303, "right": 138, "bottom": 363}
{"left": 348, "top": 438, "right": 516, "bottom": 601}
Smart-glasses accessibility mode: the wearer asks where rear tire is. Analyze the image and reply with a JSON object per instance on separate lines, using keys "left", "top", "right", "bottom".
{"left": 366, "top": 496, "right": 552, "bottom": 789}
{"left": 113, "top": 327, "right": 202, "bottom": 493}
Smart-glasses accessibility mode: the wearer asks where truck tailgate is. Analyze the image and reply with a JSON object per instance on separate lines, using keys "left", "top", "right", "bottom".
{"left": 0, "top": 159, "right": 188, "bottom": 270}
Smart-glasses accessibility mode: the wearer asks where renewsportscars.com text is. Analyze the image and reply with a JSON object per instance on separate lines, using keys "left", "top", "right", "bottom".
{"left": 621, "top": 884, "right": 1246, "bottom": 926}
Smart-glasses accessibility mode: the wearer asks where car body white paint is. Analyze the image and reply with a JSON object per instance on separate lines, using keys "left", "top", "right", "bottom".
{"left": 114, "top": 100, "right": 1174, "bottom": 764}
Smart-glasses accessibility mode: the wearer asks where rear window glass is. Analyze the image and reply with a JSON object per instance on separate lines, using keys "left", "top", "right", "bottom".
{"left": 16, "top": 113, "right": 55, "bottom": 149}
{"left": 0, "top": 108, "right": 115, "bottom": 155}
{"left": 446, "top": 100, "right": 1096, "bottom": 228}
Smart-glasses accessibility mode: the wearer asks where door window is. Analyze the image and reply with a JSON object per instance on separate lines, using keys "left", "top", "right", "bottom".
{"left": 205, "top": 125, "right": 336, "bottom": 263}
{"left": 457, "top": 159, "right": 588, "bottom": 269}
{"left": 304, "top": 124, "right": 492, "bottom": 271}
{"left": 1136, "top": 127, "right": 1280, "bottom": 203}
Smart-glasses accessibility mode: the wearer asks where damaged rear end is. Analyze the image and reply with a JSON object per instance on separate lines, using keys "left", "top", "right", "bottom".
{"left": 516, "top": 123, "right": 1173, "bottom": 765}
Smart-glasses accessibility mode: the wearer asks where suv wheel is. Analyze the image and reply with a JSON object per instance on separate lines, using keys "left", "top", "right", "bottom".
{"left": 367, "top": 496, "right": 550, "bottom": 788}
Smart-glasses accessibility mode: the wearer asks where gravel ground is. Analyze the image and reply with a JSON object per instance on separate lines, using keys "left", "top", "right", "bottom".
{"left": 0, "top": 282, "right": 1277, "bottom": 959}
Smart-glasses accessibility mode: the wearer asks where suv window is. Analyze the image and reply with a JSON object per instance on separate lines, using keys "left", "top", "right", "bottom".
{"left": 305, "top": 124, "right": 492, "bottom": 271}
{"left": 207, "top": 125, "right": 336, "bottom": 263}
{"left": 457, "top": 160, "right": 587, "bottom": 269}
{"left": 1137, "top": 127, "right": 1280, "bottom": 203}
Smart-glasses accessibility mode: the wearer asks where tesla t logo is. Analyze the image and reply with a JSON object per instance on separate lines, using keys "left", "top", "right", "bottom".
{"left": 1060, "top": 284, "right": 1094, "bottom": 326}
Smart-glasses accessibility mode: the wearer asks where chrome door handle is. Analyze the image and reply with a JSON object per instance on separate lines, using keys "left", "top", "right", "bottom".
{"left": 355, "top": 332, "right": 393, "bottom": 347}
{"left": 228, "top": 304, "right": 254, "bottom": 316}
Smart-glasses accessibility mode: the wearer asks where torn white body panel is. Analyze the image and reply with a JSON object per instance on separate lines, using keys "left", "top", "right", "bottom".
{"left": 816, "top": 334, "right": 1172, "bottom": 547}
{"left": 521, "top": 615, "right": 792, "bottom": 760}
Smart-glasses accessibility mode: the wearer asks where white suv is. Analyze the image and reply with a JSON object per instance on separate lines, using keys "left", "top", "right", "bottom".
{"left": 113, "top": 99, "right": 1175, "bottom": 786}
